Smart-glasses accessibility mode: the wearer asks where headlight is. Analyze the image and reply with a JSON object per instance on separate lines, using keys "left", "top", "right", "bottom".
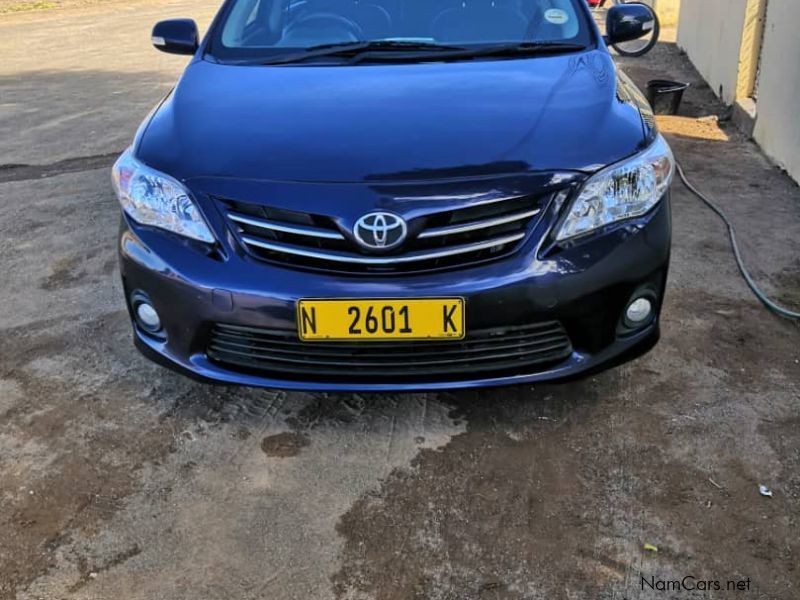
{"left": 556, "top": 134, "right": 674, "bottom": 242}
{"left": 111, "top": 149, "right": 215, "bottom": 243}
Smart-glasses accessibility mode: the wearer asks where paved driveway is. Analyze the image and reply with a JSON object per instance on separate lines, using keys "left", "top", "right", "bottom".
{"left": 1, "top": 4, "right": 799, "bottom": 599}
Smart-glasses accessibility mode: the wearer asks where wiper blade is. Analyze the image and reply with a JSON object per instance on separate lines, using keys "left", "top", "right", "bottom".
{"left": 310, "top": 40, "right": 464, "bottom": 52}
{"left": 346, "top": 41, "right": 587, "bottom": 64}
{"left": 257, "top": 40, "right": 585, "bottom": 66}
{"left": 261, "top": 40, "right": 465, "bottom": 65}
{"left": 479, "top": 42, "right": 587, "bottom": 56}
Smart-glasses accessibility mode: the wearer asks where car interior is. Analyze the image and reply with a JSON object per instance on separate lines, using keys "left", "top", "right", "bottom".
{"left": 221, "top": 0, "right": 581, "bottom": 49}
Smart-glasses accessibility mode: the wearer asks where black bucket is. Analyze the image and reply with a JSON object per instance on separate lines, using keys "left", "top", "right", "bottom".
{"left": 646, "top": 79, "right": 690, "bottom": 115}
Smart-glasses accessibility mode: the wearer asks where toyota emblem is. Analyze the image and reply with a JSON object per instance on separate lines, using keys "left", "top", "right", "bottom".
{"left": 353, "top": 212, "right": 408, "bottom": 251}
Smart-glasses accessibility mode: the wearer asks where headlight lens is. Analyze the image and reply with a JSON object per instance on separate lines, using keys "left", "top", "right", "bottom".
{"left": 111, "top": 149, "right": 215, "bottom": 243}
{"left": 556, "top": 135, "right": 674, "bottom": 242}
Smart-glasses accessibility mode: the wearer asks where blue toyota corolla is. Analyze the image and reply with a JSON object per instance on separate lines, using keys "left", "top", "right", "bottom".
{"left": 113, "top": 0, "right": 674, "bottom": 391}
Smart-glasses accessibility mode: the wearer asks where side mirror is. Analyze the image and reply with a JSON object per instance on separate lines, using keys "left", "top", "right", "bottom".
{"left": 152, "top": 19, "right": 199, "bottom": 55}
{"left": 606, "top": 3, "right": 657, "bottom": 45}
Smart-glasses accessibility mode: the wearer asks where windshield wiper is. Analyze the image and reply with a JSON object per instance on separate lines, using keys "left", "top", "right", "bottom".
{"left": 256, "top": 40, "right": 585, "bottom": 66}
{"left": 345, "top": 41, "right": 587, "bottom": 64}
{"left": 310, "top": 40, "right": 465, "bottom": 52}
{"left": 470, "top": 42, "right": 587, "bottom": 57}
{"left": 260, "top": 40, "right": 466, "bottom": 65}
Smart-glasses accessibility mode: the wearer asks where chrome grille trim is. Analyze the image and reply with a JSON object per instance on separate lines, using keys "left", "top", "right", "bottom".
{"left": 219, "top": 189, "right": 553, "bottom": 273}
{"left": 228, "top": 212, "right": 344, "bottom": 240}
{"left": 240, "top": 232, "right": 526, "bottom": 265}
{"left": 418, "top": 208, "right": 541, "bottom": 239}
{"left": 393, "top": 192, "right": 526, "bottom": 203}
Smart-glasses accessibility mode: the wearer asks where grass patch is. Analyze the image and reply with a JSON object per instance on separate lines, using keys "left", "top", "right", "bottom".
{"left": 0, "top": 1, "right": 59, "bottom": 14}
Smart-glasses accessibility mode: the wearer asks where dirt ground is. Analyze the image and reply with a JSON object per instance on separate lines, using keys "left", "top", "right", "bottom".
{"left": 0, "top": 0, "right": 137, "bottom": 15}
{"left": 1, "top": 4, "right": 799, "bottom": 599}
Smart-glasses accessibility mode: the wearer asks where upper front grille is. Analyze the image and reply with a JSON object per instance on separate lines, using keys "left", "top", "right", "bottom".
{"left": 218, "top": 193, "right": 552, "bottom": 275}
{"left": 207, "top": 321, "right": 573, "bottom": 383}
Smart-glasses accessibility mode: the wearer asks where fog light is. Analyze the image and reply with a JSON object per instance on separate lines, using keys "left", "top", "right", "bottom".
{"left": 625, "top": 298, "right": 653, "bottom": 324}
{"left": 136, "top": 302, "right": 161, "bottom": 331}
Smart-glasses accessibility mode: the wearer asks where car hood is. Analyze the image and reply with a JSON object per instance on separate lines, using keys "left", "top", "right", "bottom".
{"left": 137, "top": 50, "right": 648, "bottom": 184}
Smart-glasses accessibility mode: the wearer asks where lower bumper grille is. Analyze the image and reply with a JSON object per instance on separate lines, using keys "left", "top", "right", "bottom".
{"left": 207, "top": 322, "right": 573, "bottom": 382}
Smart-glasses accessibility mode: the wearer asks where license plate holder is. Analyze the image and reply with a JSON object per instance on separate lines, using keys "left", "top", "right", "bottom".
{"left": 296, "top": 298, "right": 465, "bottom": 342}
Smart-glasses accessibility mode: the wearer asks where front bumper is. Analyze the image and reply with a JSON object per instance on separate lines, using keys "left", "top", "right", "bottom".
{"left": 119, "top": 197, "right": 671, "bottom": 392}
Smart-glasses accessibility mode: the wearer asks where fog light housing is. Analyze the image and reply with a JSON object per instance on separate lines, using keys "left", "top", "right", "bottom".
{"left": 136, "top": 303, "right": 161, "bottom": 331}
{"left": 131, "top": 293, "right": 163, "bottom": 335}
{"left": 623, "top": 297, "right": 653, "bottom": 329}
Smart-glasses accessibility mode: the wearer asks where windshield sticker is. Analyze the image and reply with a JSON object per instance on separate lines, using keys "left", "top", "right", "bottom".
{"left": 544, "top": 9, "right": 569, "bottom": 25}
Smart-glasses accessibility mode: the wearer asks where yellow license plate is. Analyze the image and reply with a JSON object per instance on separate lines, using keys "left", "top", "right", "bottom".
{"left": 297, "top": 298, "right": 465, "bottom": 342}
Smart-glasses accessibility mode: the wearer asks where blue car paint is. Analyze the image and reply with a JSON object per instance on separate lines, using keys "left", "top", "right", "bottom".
{"left": 119, "top": 1, "right": 670, "bottom": 391}
{"left": 138, "top": 52, "right": 648, "bottom": 182}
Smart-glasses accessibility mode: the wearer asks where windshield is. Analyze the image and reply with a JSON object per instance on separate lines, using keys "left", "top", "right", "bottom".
{"left": 210, "top": 0, "right": 593, "bottom": 63}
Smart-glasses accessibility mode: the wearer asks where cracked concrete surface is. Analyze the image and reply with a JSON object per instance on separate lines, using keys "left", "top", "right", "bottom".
{"left": 1, "top": 5, "right": 799, "bottom": 600}
{"left": 0, "top": 153, "right": 120, "bottom": 183}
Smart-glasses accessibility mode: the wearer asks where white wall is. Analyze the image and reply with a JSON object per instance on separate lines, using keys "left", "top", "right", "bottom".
{"left": 677, "top": 0, "right": 749, "bottom": 104}
{"left": 752, "top": 0, "right": 800, "bottom": 183}
{"left": 677, "top": 0, "right": 799, "bottom": 183}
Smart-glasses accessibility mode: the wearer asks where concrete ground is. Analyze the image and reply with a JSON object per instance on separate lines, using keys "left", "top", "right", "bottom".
{"left": 1, "top": 4, "right": 799, "bottom": 599}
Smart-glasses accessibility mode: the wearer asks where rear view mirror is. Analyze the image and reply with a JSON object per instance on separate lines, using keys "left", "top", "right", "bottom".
{"left": 606, "top": 3, "right": 657, "bottom": 45}
{"left": 152, "top": 19, "right": 199, "bottom": 55}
